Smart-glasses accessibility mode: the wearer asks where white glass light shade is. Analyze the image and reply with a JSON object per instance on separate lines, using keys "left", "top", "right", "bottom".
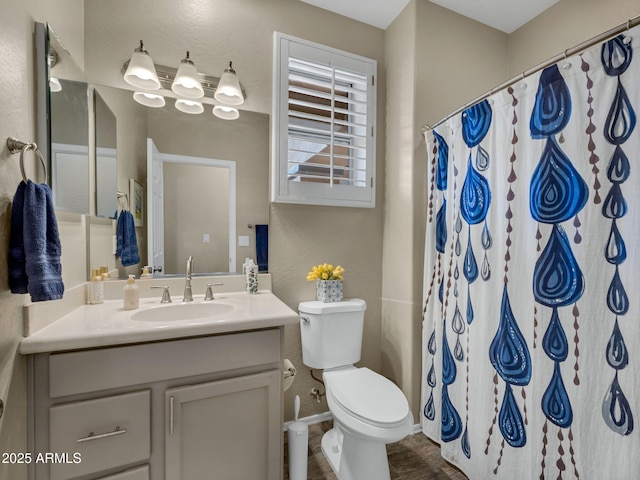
{"left": 213, "top": 105, "right": 239, "bottom": 120}
{"left": 214, "top": 62, "right": 244, "bottom": 106}
{"left": 124, "top": 42, "right": 161, "bottom": 90}
{"left": 133, "top": 92, "right": 166, "bottom": 108}
{"left": 171, "top": 53, "right": 204, "bottom": 99}
{"left": 49, "top": 77, "right": 62, "bottom": 92}
{"left": 175, "top": 98, "right": 204, "bottom": 114}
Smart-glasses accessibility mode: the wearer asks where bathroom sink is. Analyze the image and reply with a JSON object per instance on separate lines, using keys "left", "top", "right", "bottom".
{"left": 131, "top": 301, "right": 235, "bottom": 322}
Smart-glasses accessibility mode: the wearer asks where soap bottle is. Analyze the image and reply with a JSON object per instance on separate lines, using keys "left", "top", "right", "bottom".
{"left": 140, "top": 266, "right": 153, "bottom": 278}
{"left": 87, "top": 269, "right": 104, "bottom": 304}
{"left": 100, "top": 266, "right": 111, "bottom": 280}
{"left": 123, "top": 274, "right": 140, "bottom": 310}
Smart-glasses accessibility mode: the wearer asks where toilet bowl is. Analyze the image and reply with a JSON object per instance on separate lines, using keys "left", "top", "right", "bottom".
{"left": 321, "top": 367, "right": 413, "bottom": 480}
{"left": 298, "top": 299, "right": 413, "bottom": 480}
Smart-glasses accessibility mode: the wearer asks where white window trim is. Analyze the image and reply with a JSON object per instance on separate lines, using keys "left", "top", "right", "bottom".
{"left": 271, "top": 32, "right": 377, "bottom": 208}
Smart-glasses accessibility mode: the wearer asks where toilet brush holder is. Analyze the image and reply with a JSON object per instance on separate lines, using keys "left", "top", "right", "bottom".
{"left": 287, "top": 395, "right": 308, "bottom": 480}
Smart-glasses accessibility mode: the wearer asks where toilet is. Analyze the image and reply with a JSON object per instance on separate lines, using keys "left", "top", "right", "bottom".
{"left": 299, "top": 298, "right": 413, "bottom": 480}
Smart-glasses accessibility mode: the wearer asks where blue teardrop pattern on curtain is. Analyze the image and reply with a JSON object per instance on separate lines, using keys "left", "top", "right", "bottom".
{"left": 607, "top": 266, "right": 629, "bottom": 315}
{"left": 442, "top": 318, "right": 457, "bottom": 386}
{"left": 442, "top": 385, "right": 463, "bottom": 442}
{"left": 436, "top": 200, "right": 447, "bottom": 254}
{"left": 489, "top": 285, "right": 532, "bottom": 386}
{"left": 600, "top": 33, "right": 636, "bottom": 437}
{"left": 424, "top": 390, "right": 436, "bottom": 421}
{"left": 601, "top": 34, "right": 633, "bottom": 77}
{"left": 434, "top": 130, "right": 449, "bottom": 191}
{"left": 461, "top": 156, "right": 492, "bottom": 225}
{"left": 476, "top": 146, "right": 490, "bottom": 171}
{"left": 529, "top": 137, "right": 588, "bottom": 224}
{"left": 462, "top": 99, "right": 493, "bottom": 148}
{"left": 606, "top": 319, "right": 629, "bottom": 370}
{"left": 533, "top": 225, "right": 585, "bottom": 308}
{"left": 541, "top": 362, "right": 573, "bottom": 428}
{"left": 428, "top": 329, "right": 437, "bottom": 355}
{"left": 602, "top": 183, "right": 628, "bottom": 219}
{"left": 605, "top": 220, "right": 627, "bottom": 264}
{"left": 542, "top": 308, "right": 568, "bottom": 362}
{"left": 530, "top": 65, "right": 572, "bottom": 139}
{"left": 602, "top": 374, "right": 634, "bottom": 435}
{"left": 461, "top": 424, "right": 471, "bottom": 458}
{"left": 427, "top": 360, "right": 437, "bottom": 387}
{"left": 499, "top": 384, "right": 527, "bottom": 448}
{"left": 606, "top": 146, "right": 631, "bottom": 183}
{"left": 463, "top": 235, "right": 479, "bottom": 283}
{"left": 604, "top": 79, "right": 636, "bottom": 145}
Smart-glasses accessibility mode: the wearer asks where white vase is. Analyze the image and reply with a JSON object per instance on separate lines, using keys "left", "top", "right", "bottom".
{"left": 316, "top": 280, "right": 343, "bottom": 303}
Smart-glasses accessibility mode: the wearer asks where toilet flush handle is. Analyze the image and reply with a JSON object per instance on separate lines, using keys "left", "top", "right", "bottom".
{"left": 301, "top": 315, "right": 310, "bottom": 324}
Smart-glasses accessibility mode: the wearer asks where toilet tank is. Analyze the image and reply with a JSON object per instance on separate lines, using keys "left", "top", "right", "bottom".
{"left": 299, "top": 299, "right": 366, "bottom": 369}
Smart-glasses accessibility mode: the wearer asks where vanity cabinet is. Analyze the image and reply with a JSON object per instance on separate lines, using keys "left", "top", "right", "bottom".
{"left": 28, "top": 328, "right": 284, "bottom": 480}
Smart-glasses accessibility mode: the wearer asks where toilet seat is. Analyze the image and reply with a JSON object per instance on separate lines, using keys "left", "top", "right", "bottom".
{"left": 324, "top": 367, "right": 409, "bottom": 428}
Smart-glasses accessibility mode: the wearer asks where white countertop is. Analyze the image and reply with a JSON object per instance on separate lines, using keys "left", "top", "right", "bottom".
{"left": 20, "top": 290, "right": 299, "bottom": 355}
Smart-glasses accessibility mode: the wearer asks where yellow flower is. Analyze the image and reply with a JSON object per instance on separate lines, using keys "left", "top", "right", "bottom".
{"left": 306, "top": 263, "right": 346, "bottom": 281}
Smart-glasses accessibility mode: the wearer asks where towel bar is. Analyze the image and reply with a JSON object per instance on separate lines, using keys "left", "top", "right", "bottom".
{"left": 6, "top": 137, "right": 47, "bottom": 184}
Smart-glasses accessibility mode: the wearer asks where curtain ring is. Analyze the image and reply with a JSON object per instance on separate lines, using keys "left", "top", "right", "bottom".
{"left": 19, "top": 143, "right": 47, "bottom": 184}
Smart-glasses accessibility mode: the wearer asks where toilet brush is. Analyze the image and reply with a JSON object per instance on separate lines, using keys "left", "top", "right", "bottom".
{"left": 287, "top": 395, "right": 308, "bottom": 480}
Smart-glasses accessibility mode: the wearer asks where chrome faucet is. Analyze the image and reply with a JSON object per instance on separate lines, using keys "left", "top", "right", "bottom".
{"left": 183, "top": 256, "right": 194, "bottom": 302}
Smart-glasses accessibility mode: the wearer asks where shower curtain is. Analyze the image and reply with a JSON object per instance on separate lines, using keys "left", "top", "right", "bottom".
{"left": 421, "top": 26, "right": 640, "bottom": 480}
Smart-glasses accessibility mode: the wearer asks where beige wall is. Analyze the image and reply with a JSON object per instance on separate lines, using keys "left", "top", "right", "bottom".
{"left": 163, "top": 163, "right": 229, "bottom": 274}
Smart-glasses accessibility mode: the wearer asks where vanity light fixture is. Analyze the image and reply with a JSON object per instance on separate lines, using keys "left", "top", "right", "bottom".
{"left": 213, "top": 105, "right": 240, "bottom": 120}
{"left": 49, "top": 77, "right": 62, "bottom": 92}
{"left": 175, "top": 98, "right": 204, "bottom": 115}
{"left": 214, "top": 61, "right": 245, "bottom": 106}
{"left": 123, "top": 40, "right": 161, "bottom": 90}
{"left": 133, "top": 92, "right": 166, "bottom": 108}
{"left": 48, "top": 48, "right": 62, "bottom": 92}
{"left": 171, "top": 51, "right": 205, "bottom": 99}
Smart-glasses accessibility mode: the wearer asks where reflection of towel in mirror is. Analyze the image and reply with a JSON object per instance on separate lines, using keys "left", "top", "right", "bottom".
{"left": 9, "top": 181, "right": 65, "bottom": 302}
{"left": 116, "top": 210, "right": 140, "bottom": 267}
{"left": 255, "top": 224, "right": 268, "bottom": 272}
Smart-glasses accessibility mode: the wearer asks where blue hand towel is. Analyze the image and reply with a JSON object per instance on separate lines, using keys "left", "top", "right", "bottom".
{"left": 8, "top": 182, "right": 28, "bottom": 294}
{"left": 116, "top": 210, "right": 140, "bottom": 267}
{"left": 22, "top": 181, "right": 65, "bottom": 302}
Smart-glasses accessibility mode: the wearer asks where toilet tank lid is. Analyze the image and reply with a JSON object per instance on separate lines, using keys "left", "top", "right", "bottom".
{"left": 298, "top": 298, "right": 366, "bottom": 314}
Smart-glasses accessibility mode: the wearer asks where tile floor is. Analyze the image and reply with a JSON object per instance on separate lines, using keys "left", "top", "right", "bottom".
{"left": 284, "top": 421, "right": 468, "bottom": 480}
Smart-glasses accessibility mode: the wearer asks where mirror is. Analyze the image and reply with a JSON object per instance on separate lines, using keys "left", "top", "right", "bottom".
{"left": 49, "top": 79, "right": 89, "bottom": 214}
{"left": 42, "top": 23, "right": 270, "bottom": 279}
{"left": 94, "top": 90, "right": 118, "bottom": 218}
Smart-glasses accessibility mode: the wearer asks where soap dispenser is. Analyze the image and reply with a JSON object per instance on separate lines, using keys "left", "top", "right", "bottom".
{"left": 123, "top": 274, "right": 140, "bottom": 310}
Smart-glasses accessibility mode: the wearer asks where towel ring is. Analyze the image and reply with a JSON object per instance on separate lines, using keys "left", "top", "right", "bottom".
{"left": 6, "top": 138, "right": 47, "bottom": 184}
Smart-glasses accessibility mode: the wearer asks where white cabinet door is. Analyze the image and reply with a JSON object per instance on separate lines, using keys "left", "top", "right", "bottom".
{"left": 165, "top": 370, "right": 281, "bottom": 480}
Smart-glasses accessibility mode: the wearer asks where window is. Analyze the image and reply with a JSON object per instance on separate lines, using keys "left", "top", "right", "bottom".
{"left": 272, "top": 33, "right": 377, "bottom": 208}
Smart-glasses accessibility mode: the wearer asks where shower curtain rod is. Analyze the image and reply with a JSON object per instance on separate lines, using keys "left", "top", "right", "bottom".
{"left": 422, "top": 14, "right": 640, "bottom": 133}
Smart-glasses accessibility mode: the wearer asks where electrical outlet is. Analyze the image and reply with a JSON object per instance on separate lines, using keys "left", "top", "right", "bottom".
{"left": 203, "top": 233, "right": 210, "bottom": 243}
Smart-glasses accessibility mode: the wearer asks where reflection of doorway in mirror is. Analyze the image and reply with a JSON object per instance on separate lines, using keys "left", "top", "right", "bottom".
{"left": 129, "top": 178, "right": 144, "bottom": 227}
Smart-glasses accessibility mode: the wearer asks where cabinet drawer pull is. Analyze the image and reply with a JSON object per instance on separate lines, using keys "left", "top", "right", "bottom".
{"left": 76, "top": 426, "right": 126, "bottom": 443}
{"left": 170, "top": 396, "right": 175, "bottom": 436}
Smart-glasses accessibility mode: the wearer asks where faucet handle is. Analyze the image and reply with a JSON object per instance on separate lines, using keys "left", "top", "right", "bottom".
{"left": 151, "top": 285, "right": 172, "bottom": 303}
{"left": 204, "top": 282, "right": 224, "bottom": 301}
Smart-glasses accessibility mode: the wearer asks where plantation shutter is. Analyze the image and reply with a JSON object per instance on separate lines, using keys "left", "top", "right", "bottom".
{"left": 272, "top": 33, "right": 377, "bottom": 208}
